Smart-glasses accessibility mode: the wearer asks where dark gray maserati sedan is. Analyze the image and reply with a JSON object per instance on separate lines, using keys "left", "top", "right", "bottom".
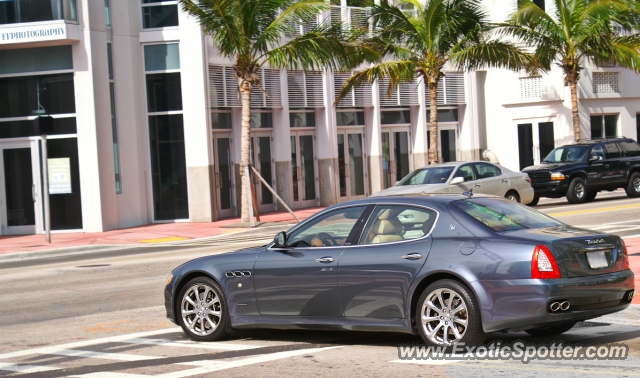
{"left": 164, "top": 194, "right": 635, "bottom": 346}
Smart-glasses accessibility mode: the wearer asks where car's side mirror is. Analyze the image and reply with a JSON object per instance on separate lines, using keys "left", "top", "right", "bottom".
{"left": 589, "top": 155, "right": 600, "bottom": 162}
{"left": 273, "top": 231, "right": 287, "bottom": 248}
{"left": 450, "top": 177, "right": 464, "bottom": 185}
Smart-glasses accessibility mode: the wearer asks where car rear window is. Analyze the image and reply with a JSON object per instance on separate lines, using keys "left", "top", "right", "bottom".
{"left": 451, "top": 198, "right": 562, "bottom": 232}
{"left": 620, "top": 141, "right": 640, "bottom": 157}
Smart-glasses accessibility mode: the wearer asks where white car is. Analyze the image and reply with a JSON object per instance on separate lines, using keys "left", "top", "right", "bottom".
{"left": 371, "top": 161, "right": 535, "bottom": 204}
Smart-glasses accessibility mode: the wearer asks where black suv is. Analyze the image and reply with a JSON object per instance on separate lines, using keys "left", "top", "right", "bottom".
{"left": 523, "top": 137, "right": 640, "bottom": 205}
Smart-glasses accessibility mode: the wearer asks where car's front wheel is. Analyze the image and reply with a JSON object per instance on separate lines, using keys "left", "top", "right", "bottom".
{"left": 626, "top": 172, "right": 640, "bottom": 198}
{"left": 525, "top": 321, "right": 576, "bottom": 337}
{"left": 177, "top": 277, "right": 231, "bottom": 342}
{"left": 566, "top": 177, "right": 587, "bottom": 204}
{"left": 417, "top": 279, "right": 486, "bottom": 346}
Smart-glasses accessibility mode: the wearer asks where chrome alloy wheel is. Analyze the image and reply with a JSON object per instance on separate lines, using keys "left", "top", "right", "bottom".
{"left": 181, "top": 284, "right": 221, "bottom": 336}
{"left": 421, "top": 288, "right": 468, "bottom": 345}
{"left": 574, "top": 183, "right": 585, "bottom": 199}
{"left": 507, "top": 194, "right": 518, "bottom": 201}
{"left": 634, "top": 177, "right": 640, "bottom": 192}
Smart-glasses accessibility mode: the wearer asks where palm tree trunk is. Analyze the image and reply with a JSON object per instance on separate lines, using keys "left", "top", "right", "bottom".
{"left": 569, "top": 80, "right": 580, "bottom": 141}
{"left": 240, "top": 83, "right": 252, "bottom": 223}
{"left": 428, "top": 81, "right": 439, "bottom": 164}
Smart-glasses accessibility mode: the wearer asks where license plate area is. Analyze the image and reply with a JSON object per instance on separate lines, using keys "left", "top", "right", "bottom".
{"left": 586, "top": 251, "right": 609, "bottom": 269}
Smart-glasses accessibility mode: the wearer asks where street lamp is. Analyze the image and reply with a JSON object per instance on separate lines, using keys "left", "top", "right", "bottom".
{"left": 34, "top": 116, "right": 54, "bottom": 243}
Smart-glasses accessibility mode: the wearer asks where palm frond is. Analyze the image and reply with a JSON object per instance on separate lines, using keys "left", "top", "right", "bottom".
{"left": 335, "top": 60, "right": 417, "bottom": 105}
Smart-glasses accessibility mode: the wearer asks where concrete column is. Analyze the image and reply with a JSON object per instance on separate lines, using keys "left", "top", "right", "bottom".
{"left": 366, "top": 79, "right": 383, "bottom": 194}
{"left": 318, "top": 71, "right": 339, "bottom": 206}
{"left": 273, "top": 69, "right": 293, "bottom": 209}
{"left": 412, "top": 78, "right": 429, "bottom": 168}
{"left": 458, "top": 71, "right": 482, "bottom": 161}
{"left": 178, "top": 11, "right": 215, "bottom": 222}
{"left": 73, "top": 0, "right": 117, "bottom": 232}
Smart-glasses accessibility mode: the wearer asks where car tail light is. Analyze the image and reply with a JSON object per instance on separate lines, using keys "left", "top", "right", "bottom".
{"left": 623, "top": 241, "right": 630, "bottom": 270}
{"left": 525, "top": 176, "right": 531, "bottom": 183}
{"left": 532, "top": 245, "right": 561, "bottom": 279}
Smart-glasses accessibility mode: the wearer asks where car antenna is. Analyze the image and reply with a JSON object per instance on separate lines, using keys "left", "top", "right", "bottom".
{"left": 462, "top": 189, "right": 473, "bottom": 198}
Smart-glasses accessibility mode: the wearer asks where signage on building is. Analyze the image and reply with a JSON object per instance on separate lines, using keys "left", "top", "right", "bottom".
{"left": 48, "top": 158, "right": 72, "bottom": 194}
{"left": 0, "top": 22, "right": 67, "bottom": 45}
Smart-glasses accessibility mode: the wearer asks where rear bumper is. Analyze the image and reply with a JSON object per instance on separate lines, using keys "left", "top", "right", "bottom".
{"left": 472, "top": 269, "right": 634, "bottom": 333}
{"left": 531, "top": 180, "right": 570, "bottom": 198}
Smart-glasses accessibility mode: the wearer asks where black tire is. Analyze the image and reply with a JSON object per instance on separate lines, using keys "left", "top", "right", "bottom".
{"left": 505, "top": 191, "right": 520, "bottom": 203}
{"left": 416, "top": 279, "right": 486, "bottom": 346}
{"left": 566, "top": 177, "right": 587, "bottom": 204}
{"left": 626, "top": 172, "right": 640, "bottom": 198}
{"left": 527, "top": 195, "right": 540, "bottom": 206}
{"left": 525, "top": 321, "right": 577, "bottom": 337}
{"left": 586, "top": 191, "right": 598, "bottom": 201}
{"left": 176, "top": 276, "right": 231, "bottom": 342}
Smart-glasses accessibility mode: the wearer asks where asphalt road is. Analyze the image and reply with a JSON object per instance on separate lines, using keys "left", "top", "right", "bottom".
{"left": 1, "top": 191, "right": 639, "bottom": 377}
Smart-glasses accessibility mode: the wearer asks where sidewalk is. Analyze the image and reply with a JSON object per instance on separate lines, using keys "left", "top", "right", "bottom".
{"left": 0, "top": 207, "right": 324, "bottom": 256}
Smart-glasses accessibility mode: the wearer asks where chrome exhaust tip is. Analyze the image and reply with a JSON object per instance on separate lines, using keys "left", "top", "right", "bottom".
{"left": 560, "top": 301, "right": 570, "bottom": 311}
{"left": 550, "top": 302, "right": 560, "bottom": 312}
{"left": 629, "top": 292, "right": 635, "bottom": 301}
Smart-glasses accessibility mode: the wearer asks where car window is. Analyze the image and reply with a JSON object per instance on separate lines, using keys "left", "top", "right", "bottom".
{"left": 590, "top": 145, "right": 605, "bottom": 160}
{"left": 359, "top": 205, "right": 436, "bottom": 245}
{"left": 474, "top": 163, "right": 502, "bottom": 179}
{"left": 397, "top": 167, "right": 455, "bottom": 185}
{"left": 286, "top": 206, "right": 366, "bottom": 247}
{"left": 452, "top": 164, "right": 476, "bottom": 182}
{"left": 544, "top": 145, "right": 589, "bottom": 162}
{"left": 620, "top": 141, "right": 640, "bottom": 157}
{"left": 604, "top": 143, "right": 622, "bottom": 159}
{"left": 452, "top": 198, "right": 562, "bottom": 232}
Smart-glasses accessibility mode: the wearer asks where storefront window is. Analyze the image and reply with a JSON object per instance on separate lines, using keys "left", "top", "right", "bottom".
{"left": 381, "top": 109, "right": 411, "bottom": 124}
{"left": 146, "top": 73, "right": 183, "bottom": 112}
{"left": 426, "top": 108, "right": 459, "bottom": 123}
{"left": 0, "top": 74, "right": 75, "bottom": 118}
{"left": 0, "top": 0, "right": 77, "bottom": 25}
{"left": 142, "top": 0, "right": 179, "bottom": 29}
{"left": 212, "top": 111, "right": 232, "bottom": 129}
{"left": 289, "top": 112, "right": 315, "bottom": 128}
{"left": 250, "top": 112, "right": 273, "bottom": 128}
{"left": 43, "top": 138, "right": 83, "bottom": 230}
{"left": 336, "top": 110, "right": 364, "bottom": 126}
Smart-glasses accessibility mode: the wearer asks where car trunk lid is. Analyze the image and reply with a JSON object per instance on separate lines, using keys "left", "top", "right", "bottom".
{"left": 505, "top": 225, "right": 625, "bottom": 277}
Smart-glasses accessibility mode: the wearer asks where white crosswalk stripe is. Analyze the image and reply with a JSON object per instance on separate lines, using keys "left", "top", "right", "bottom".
{"left": 119, "top": 338, "right": 259, "bottom": 351}
{"left": 0, "top": 361, "right": 59, "bottom": 373}
{"left": 44, "top": 348, "right": 161, "bottom": 361}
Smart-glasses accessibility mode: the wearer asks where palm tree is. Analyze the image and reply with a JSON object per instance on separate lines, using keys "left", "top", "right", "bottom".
{"left": 179, "top": 0, "right": 375, "bottom": 223}
{"left": 500, "top": 0, "right": 640, "bottom": 141}
{"left": 336, "top": 0, "right": 536, "bottom": 164}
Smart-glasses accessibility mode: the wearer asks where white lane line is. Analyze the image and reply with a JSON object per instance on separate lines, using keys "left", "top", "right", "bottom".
{"left": 164, "top": 346, "right": 343, "bottom": 377}
{"left": 0, "top": 361, "right": 59, "bottom": 373}
{"left": 623, "top": 234, "right": 640, "bottom": 240}
{"left": 44, "top": 348, "right": 160, "bottom": 361}
{"left": 69, "top": 372, "right": 149, "bottom": 378}
{"left": 601, "top": 226, "right": 640, "bottom": 234}
{"left": 119, "top": 338, "right": 258, "bottom": 351}
{"left": 0, "top": 328, "right": 180, "bottom": 360}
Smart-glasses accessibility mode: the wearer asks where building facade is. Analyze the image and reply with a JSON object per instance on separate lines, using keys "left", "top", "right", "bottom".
{"left": 0, "top": 0, "right": 639, "bottom": 235}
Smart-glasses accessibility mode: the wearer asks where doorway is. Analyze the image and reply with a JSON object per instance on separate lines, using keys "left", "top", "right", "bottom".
{"left": 337, "top": 129, "right": 367, "bottom": 202}
{"left": 0, "top": 140, "right": 42, "bottom": 235}
{"left": 381, "top": 128, "right": 411, "bottom": 189}
{"left": 290, "top": 131, "right": 319, "bottom": 209}
{"left": 250, "top": 132, "right": 276, "bottom": 213}
{"left": 518, "top": 123, "right": 534, "bottom": 170}
{"left": 213, "top": 132, "right": 235, "bottom": 219}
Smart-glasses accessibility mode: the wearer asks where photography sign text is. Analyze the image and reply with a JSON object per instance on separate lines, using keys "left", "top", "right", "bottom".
{"left": 0, "top": 23, "right": 67, "bottom": 44}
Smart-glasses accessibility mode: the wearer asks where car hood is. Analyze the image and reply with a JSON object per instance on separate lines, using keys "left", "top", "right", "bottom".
{"left": 370, "top": 183, "right": 450, "bottom": 197}
{"left": 171, "top": 245, "right": 266, "bottom": 272}
{"left": 522, "top": 161, "right": 582, "bottom": 172}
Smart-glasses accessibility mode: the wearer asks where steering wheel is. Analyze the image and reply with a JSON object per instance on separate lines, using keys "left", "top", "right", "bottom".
{"left": 314, "top": 232, "right": 339, "bottom": 246}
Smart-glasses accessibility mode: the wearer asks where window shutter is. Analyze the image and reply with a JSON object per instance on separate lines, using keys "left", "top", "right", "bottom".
{"left": 209, "top": 65, "right": 281, "bottom": 108}
{"left": 334, "top": 72, "right": 372, "bottom": 107}
{"left": 425, "top": 72, "right": 466, "bottom": 106}
{"left": 288, "top": 71, "right": 325, "bottom": 108}
{"left": 593, "top": 72, "right": 620, "bottom": 93}
{"left": 379, "top": 78, "right": 420, "bottom": 106}
{"left": 519, "top": 76, "right": 543, "bottom": 99}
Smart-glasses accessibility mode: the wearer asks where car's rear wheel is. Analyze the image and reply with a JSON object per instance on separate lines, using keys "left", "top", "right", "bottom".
{"left": 177, "top": 277, "right": 231, "bottom": 341}
{"left": 527, "top": 195, "right": 540, "bottom": 206}
{"left": 505, "top": 191, "right": 520, "bottom": 203}
{"left": 524, "top": 321, "right": 577, "bottom": 337}
{"left": 566, "top": 177, "right": 587, "bottom": 204}
{"left": 417, "top": 279, "right": 486, "bottom": 346}
{"left": 626, "top": 172, "right": 640, "bottom": 198}
{"left": 586, "top": 191, "right": 598, "bottom": 201}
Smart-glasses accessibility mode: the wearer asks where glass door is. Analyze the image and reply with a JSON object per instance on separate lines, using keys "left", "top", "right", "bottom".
{"left": 439, "top": 128, "right": 458, "bottom": 163}
{"left": 250, "top": 132, "right": 276, "bottom": 213}
{"left": 381, "top": 128, "right": 411, "bottom": 189}
{"left": 0, "top": 141, "right": 42, "bottom": 235}
{"left": 213, "top": 132, "right": 235, "bottom": 219}
{"left": 337, "top": 130, "right": 367, "bottom": 202}
{"left": 290, "top": 131, "right": 318, "bottom": 209}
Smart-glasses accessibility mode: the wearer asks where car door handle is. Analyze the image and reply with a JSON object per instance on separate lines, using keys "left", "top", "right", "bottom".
{"left": 474, "top": 184, "right": 481, "bottom": 187}
{"left": 402, "top": 253, "right": 423, "bottom": 260}
{"left": 315, "top": 257, "right": 335, "bottom": 263}
{"left": 501, "top": 179, "right": 508, "bottom": 183}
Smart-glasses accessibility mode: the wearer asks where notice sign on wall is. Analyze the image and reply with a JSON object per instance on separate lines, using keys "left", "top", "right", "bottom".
{"left": 48, "top": 158, "right": 72, "bottom": 194}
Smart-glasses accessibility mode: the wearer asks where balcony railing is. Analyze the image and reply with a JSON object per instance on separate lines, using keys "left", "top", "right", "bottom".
{"left": 0, "top": 0, "right": 77, "bottom": 26}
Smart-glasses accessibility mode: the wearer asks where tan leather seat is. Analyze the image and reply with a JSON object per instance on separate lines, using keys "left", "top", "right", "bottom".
{"left": 370, "top": 218, "right": 404, "bottom": 244}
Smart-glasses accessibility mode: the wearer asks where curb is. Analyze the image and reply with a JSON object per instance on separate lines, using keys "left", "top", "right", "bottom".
{"left": 0, "top": 223, "right": 293, "bottom": 263}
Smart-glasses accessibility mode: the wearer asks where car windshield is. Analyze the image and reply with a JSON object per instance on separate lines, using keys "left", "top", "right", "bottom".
{"left": 451, "top": 198, "right": 562, "bottom": 232}
{"left": 397, "top": 167, "right": 455, "bottom": 186}
{"left": 543, "top": 146, "right": 589, "bottom": 163}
